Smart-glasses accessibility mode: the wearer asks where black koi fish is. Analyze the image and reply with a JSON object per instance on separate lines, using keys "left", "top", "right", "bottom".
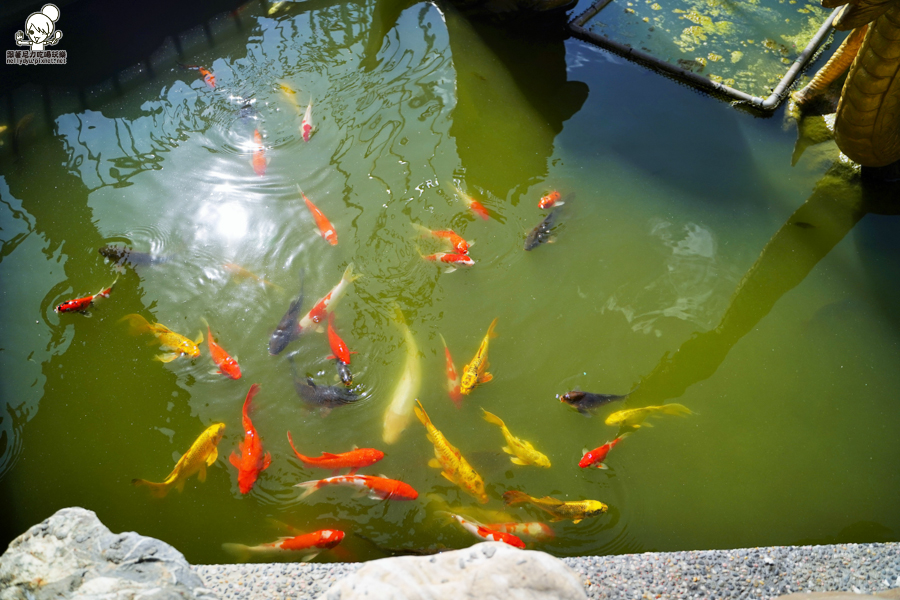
{"left": 524, "top": 207, "right": 560, "bottom": 251}
{"left": 268, "top": 270, "right": 304, "bottom": 355}
{"left": 99, "top": 245, "right": 169, "bottom": 266}
{"left": 289, "top": 356, "right": 359, "bottom": 411}
{"left": 559, "top": 390, "right": 628, "bottom": 417}
{"left": 335, "top": 359, "right": 353, "bottom": 386}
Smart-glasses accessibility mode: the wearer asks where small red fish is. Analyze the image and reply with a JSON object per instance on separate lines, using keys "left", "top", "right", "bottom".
{"left": 302, "top": 99, "right": 315, "bottom": 142}
{"left": 445, "top": 513, "right": 525, "bottom": 549}
{"left": 204, "top": 319, "right": 241, "bottom": 379}
{"left": 301, "top": 190, "right": 337, "bottom": 245}
{"left": 295, "top": 474, "right": 418, "bottom": 501}
{"left": 180, "top": 63, "right": 216, "bottom": 88}
{"left": 252, "top": 129, "right": 266, "bottom": 176}
{"left": 55, "top": 276, "right": 117, "bottom": 314}
{"left": 579, "top": 433, "right": 629, "bottom": 469}
{"left": 484, "top": 521, "right": 555, "bottom": 541}
{"left": 326, "top": 312, "right": 355, "bottom": 365}
{"left": 229, "top": 384, "right": 272, "bottom": 494}
{"left": 439, "top": 333, "right": 462, "bottom": 408}
{"left": 287, "top": 431, "right": 384, "bottom": 475}
{"left": 423, "top": 252, "right": 474, "bottom": 271}
{"left": 413, "top": 224, "right": 471, "bottom": 254}
{"left": 539, "top": 191, "right": 563, "bottom": 209}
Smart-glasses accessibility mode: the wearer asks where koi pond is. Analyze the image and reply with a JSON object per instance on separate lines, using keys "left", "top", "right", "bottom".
{"left": 1, "top": 0, "right": 899, "bottom": 565}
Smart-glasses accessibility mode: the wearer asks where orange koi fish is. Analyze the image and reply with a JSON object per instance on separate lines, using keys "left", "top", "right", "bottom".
{"left": 54, "top": 275, "right": 117, "bottom": 315}
{"left": 539, "top": 191, "right": 564, "bottom": 209}
{"left": 579, "top": 433, "right": 630, "bottom": 469}
{"left": 287, "top": 431, "right": 384, "bottom": 475}
{"left": 202, "top": 318, "right": 241, "bottom": 379}
{"left": 412, "top": 224, "right": 471, "bottom": 254}
{"left": 442, "top": 513, "right": 525, "bottom": 549}
{"left": 179, "top": 63, "right": 215, "bottom": 88}
{"left": 422, "top": 252, "right": 474, "bottom": 273}
{"left": 439, "top": 333, "right": 462, "bottom": 408}
{"left": 301, "top": 98, "right": 315, "bottom": 141}
{"left": 222, "top": 529, "right": 344, "bottom": 562}
{"left": 299, "top": 264, "right": 360, "bottom": 331}
{"left": 459, "top": 318, "right": 498, "bottom": 395}
{"left": 295, "top": 475, "right": 418, "bottom": 501}
{"left": 484, "top": 521, "right": 555, "bottom": 541}
{"left": 229, "top": 384, "right": 271, "bottom": 494}
{"left": 120, "top": 314, "right": 202, "bottom": 363}
{"left": 300, "top": 188, "right": 337, "bottom": 245}
{"left": 252, "top": 129, "right": 266, "bottom": 176}
{"left": 453, "top": 184, "right": 489, "bottom": 220}
{"left": 326, "top": 312, "right": 356, "bottom": 365}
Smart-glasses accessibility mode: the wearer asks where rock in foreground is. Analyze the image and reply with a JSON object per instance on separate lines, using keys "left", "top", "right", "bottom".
{"left": 0, "top": 507, "right": 217, "bottom": 600}
{"left": 320, "top": 541, "right": 587, "bottom": 600}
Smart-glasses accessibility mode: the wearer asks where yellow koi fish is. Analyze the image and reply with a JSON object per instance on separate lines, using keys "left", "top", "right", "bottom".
{"left": 482, "top": 409, "right": 550, "bottom": 468}
{"left": 414, "top": 400, "right": 488, "bottom": 503}
{"left": 503, "top": 490, "right": 606, "bottom": 524}
{"left": 132, "top": 423, "right": 225, "bottom": 497}
{"left": 605, "top": 403, "right": 692, "bottom": 429}
{"left": 460, "top": 318, "right": 498, "bottom": 395}
{"left": 120, "top": 314, "right": 202, "bottom": 362}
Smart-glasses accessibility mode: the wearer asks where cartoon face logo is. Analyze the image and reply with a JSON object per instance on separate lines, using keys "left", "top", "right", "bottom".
{"left": 15, "top": 4, "right": 63, "bottom": 51}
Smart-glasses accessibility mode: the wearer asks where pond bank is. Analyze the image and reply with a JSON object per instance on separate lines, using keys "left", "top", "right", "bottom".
{"left": 195, "top": 542, "right": 900, "bottom": 599}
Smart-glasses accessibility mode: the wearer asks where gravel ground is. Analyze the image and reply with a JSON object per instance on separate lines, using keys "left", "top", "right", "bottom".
{"left": 196, "top": 542, "right": 900, "bottom": 600}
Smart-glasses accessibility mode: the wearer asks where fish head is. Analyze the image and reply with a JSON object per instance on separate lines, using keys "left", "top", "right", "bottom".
{"left": 578, "top": 452, "right": 596, "bottom": 468}
{"left": 560, "top": 391, "right": 586, "bottom": 405}
{"left": 336, "top": 361, "right": 353, "bottom": 385}
{"left": 181, "top": 340, "right": 201, "bottom": 358}
{"left": 586, "top": 501, "right": 609, "bottom": 517}
{"left": 460, "top": 371, "right": 478, "bottom": 394}
{"left": 222, "top": 359, "right": 242, "bottom": 379}
{"left": 268, "top": 328, "right": 293, "bottom": 355}
{"left": 237, "top": 470, "right": 258, "bottom": 494}
{"left": 536, "top": 455, "right": 552, "bottom": 468}
{"left": 210, "top": 423, "right": 227, "bottom": 444}
{"left": 317, "top": 529, "right": 345, "bottom": 548}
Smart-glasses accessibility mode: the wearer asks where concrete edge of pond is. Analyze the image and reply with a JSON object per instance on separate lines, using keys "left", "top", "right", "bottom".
{"left": 195, "top": 541, "right": 900, "bottom": 599}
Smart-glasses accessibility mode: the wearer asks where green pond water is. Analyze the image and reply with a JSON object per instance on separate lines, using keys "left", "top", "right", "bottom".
{"left": 1, "top": 0, "right": 899, "bottom": 565}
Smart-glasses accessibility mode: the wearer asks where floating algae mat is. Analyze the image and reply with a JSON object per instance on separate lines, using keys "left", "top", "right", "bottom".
{"left": 580, "top": 0, "right": 832, "bottom": 96}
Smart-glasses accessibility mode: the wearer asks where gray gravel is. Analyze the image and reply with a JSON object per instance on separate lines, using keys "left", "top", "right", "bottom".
{"left": 196, "top": 542, "right": 900, "bottom": 600}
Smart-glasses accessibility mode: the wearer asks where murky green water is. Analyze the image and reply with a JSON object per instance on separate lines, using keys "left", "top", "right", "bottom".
{"left": 1, "top": 0, "right": 899, "bottom": 565}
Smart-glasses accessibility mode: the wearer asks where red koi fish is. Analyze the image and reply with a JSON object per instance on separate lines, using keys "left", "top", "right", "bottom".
{"left": 539, "top": 191, "right": 564, "bottom": 209}
{"left": 229, "top": 384, "right": 272, "bottom": 494}
{"left": 222, "top": 529, "right": 344, "bottom": 561}
{"left": 443, "top": 513, "right": 525, "bottom": 549}
{"left": 179, "top": 63, "right": 216, "bottom": 88}
{"left": 301, "top": 99, "right": 314, "bottom": 142}
{"left": 54, "top": 275, "right": 117, "bottom": 314}
{"left": 252, "top": 129, "right": 266, "bottom": 176}
{"left": 326, "top": 312, "right": 356, "bottom": 364}
{"left": 413, "top": 224, "right": 471, "bottom": 255}
{"left": 579, "top": 433, "right": 629, "bottom": 469}
{"left": 300, "top": 189, "right": 337, "bottom": 245}
{"left": 294, "top": 474, "right": 418, "bottom": 501}
{"left": 439, "top": 333, "right": 462, "bottom": 408}
{"left": 453, "top": 184, "right": 489, "bottom": 220}
{"left": 299, "top": 263, "right": 360, "bottom": 331}
{"left": 422, "top": 252, "right": 474, "bottom": 273}
{"left": 484, "top": 521, "right": 555, "bottom": 541}
{"left": 287, "top": 431, "right": 384, "bottom": 475}
{"left": 203, "top": 318, "right": 241, "bottom": 379}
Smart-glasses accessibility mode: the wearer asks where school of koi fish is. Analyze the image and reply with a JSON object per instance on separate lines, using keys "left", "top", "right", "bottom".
{"left": 52, "top": 66, "right": 694, "bottom": 562}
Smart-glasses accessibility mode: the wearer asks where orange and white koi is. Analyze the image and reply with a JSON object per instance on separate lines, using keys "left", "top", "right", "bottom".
{"left": 484, "top": 521, "right": 555, "bottom": 541}
{"left": 294, "top": 474, "right": 418, "bottom": 501}
{"left": 453, "top": 184, "right": 489, "bottom": 220}
{"left": 287, "top": 432, "right": 384, "bottom": 475}
{"left": 229, "top": 384, "right": 271, "bottom": 494}
{"left": 579, "top": 434, "right": 629, "bottom": 469}
{"left": 459, "top": 318, "right": 497, "bottom": 395}
{"left": 54, "top": 275, "right": 117, "bottom": 314}
{"left": 300, "top": 188, "right": 337, "bottom": 245}
{"left": 132, "top": 423, "right": 225, "bottom": 497}
{"left": 412, "top": 224, "right": 471, "bottom": 255}
{"left": 422, "top": 252, "right": 474, "bottom": 273}
{"left": 222, "top": 529, "right": 344, "bottom": 562}
{"left": 301, "top": 98, "right": 315, "bottom": 142}
{"left": 120, "top": 314, "right": 202, "bottom": 363}
{"left": 442, "top": 513, "right": 525, "bottom": 549}
{"left": 298, "top": 263, "right": 360, "bottom": 331}
{"left": 252, "top": 129, "right": 266, "bottom": 176}
{"left": 326, "top": 312, "right": 355, "bottom": 365}
{"left": 539, "top": 191, "right": 564, "bottom": 209}
{"left": 439, "top": 333, "right": 462, "bottom": 408}
{"left": 202, "top": 318, "right": 241, "bottom": 379}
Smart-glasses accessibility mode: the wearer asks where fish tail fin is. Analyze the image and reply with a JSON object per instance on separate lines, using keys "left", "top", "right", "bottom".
{"left": 502, "top": 490, "right": 530, "bottom": 506}
{"left": 662, "top": 403, "right": 693, "bottom": 417}
{"left": 221, "top": 543, "right": 252, "bottom": 562}
{"left": 439, "top": 332, "right": 449, "bottom": 349}
{"left": 131, "top": 478, "right": 170, "bottom": 498}
{"left": 120, "top": 313, "right": 152, "bottom": 336}
{"left": 411, "top": 223, "right": 431, "bottom": 238}
{"left": 286, "top": 431, "right": 309, "bottom": 463}
{"left": 481, "top": 409, "right": 505, "bottom": 429}
{"left": 617, "top": 431, "right": 632, "bottom": 441}
{"left": 486, "top": 317, "right": 499, "bottom": 339}
{"left": 342, "top": 262, "right": 361, "bottom": 284}
{"left": 413, "top": 399, "right": 431, "bottom": 428}
{"left": 243, "top": 384, "right": 260, "bottom": 420}
{"left": 97, "top": 274, "right": 119, "bottom": 298}
{"left": 294, "top": 480, "right": 320, "bottom": 500}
